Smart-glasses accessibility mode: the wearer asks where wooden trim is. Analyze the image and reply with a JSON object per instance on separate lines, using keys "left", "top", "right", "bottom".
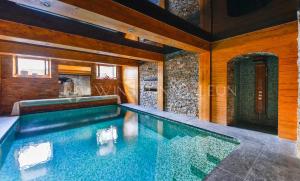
{"left": 124, "top": 33, "right": 139, "bottom": 41}
{"left": 198, "top": 52, "right": 211, "bottom": 121}
{"left": 13, "top": 56, "right": 52, "bottom": 78}
{"left": 0, "top": 19, "right": 163, "bottom": 62}
{"left": 9, "top": 0, "right": 210, "bottom": 53}
{"left": 0, "top": 40, "right": 141, "bottom": 66}
{"left": 58, "top": 64, "right": 92, "bottom": 75}
{"left": 212, "top": 21, "right": 298, "bottom": 50}
{"left": 157, "top": 61, "right": 164, "bottom": 111}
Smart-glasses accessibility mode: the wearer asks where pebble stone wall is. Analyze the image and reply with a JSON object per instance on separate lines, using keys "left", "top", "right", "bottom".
{"left": 165, "top": 51, "right": 199, "bottom": 117}
{"left": 139, "top": 62, "right": 158, "bottom": 109}
{"left": 139, "top": 0, "right": 200, "bottom": 117}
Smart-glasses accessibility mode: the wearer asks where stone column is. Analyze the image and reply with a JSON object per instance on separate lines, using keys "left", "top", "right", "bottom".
{"left": 139, "top": 62, "right": 158, "bottom": 109}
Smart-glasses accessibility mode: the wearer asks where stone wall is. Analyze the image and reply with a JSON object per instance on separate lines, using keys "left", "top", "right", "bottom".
{"left": 165, "top": 51, "right": 199, "bottom": 117}
{"left": 138, "top": 0, "right": 200, "bottom": 116}
{"left": 139, "top": 62, "right": 158, "bottom": 109}
{"left": 164, "top": 0, "right": 200, "bottom": 116}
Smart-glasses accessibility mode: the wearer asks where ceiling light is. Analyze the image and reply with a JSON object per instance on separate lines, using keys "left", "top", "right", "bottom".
{"left": 128, "top": 28, "right": 135, "bottom": 33}
{"left": 40, "top": 0, "right": 51, "bottom": 7}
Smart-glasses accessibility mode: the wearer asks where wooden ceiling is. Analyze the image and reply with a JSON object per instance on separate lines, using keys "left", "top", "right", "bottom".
{"left": 8, "top": 0, "right": 210, "bottom": 53}
{"left": 1, "top": 0, "right": 212, "bottom": 66}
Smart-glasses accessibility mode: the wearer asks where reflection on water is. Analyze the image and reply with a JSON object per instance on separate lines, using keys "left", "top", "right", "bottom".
{"left": 157, "top": 121, "right": 164, "bottom": 135}
{"left": 96, "top": 126, "right": 118, "bottom": 145}
{"left": 98, "top": 141, "right": 116, "bottom": 156}
{"left": 96, "top": 126, "right": 118, "bottom": 156}
{"left": 123, "top": 112, "right": 139, "bottom": 140}
{"left": 21, "top": 167, "right": 48, "bottom": 181}
{"left": 16, "top": 142, "right": 52, "bottom": 170}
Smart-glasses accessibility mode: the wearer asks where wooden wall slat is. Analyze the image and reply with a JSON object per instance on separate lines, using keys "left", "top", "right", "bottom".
{"left": 122, "top": 66, "right": 139, "bottom": 104}
{"left": 198, "top": 52, "right": 211, "bottom": 121}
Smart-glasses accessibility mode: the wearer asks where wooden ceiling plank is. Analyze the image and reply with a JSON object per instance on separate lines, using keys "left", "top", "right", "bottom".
{"left": 0, "top": 40, "right": 141, "bottom": 66}
{"left": 9, "top": 0, "right": 210, "bottom": 53}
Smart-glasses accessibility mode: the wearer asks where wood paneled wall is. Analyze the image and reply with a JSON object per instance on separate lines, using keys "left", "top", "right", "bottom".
{"left": 0, "top": 55, "right": 131, "bottom": 115}
{"left": 91, "top": 66, "right": 121, "bottom": 100}
{"left": 121, "top": 66, "right": 139, "bottom": 104}
{"left": 211, "top": 21, "right": 298, "bottom": 140}
{"left": 0, "top": 55, "right": 59, "bottom": 115}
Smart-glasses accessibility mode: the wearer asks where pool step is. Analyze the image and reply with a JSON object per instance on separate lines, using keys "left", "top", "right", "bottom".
{"left": 155, "top": 135, "right": 237, "bottom": 180}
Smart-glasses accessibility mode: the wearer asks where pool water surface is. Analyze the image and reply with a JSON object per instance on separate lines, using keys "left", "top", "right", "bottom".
{"left": 0, "top": 105, "right": 239, "bottom": 181}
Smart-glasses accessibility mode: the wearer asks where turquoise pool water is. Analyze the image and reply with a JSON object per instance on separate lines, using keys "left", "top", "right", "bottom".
{"left": 0, "top": 105, "right": 239, "bottom": 181}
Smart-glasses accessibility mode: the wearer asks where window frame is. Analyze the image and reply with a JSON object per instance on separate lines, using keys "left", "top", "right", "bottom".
{"left": 96, "top": 64, "right": 117, "bottom": 80}
{"left": 14, "top": 56, "right": 51, "bottom": 78}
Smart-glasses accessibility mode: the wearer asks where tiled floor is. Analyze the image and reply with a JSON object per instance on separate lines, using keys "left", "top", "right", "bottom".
{"left": 122, "top": 104, "right": 300, "bottom": 181}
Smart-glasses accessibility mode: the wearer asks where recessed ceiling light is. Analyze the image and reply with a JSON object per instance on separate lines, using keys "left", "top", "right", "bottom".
{"left": 40, "top": 0, "right": 51, "bottom": 7}
{"left": 128, "top": 28, "right": 135, "bottom": 33}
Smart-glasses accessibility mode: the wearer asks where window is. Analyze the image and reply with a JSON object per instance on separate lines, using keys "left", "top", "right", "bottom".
{"left": 96, "top": 65, "right": 117, "bottom": 79}
{"left": 15, "top": 57, "right": 50, "bottom": 78}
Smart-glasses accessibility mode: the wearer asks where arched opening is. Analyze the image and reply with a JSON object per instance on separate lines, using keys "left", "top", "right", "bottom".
{"left": 227, "top": 53, "right": 278, "bottom": 134}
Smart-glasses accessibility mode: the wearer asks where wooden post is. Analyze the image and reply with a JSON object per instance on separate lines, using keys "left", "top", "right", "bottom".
{"left": 0, "top": 56, "right": 2, "bottom": 115}
{"left": 122, "top": 66, "right": 139, "bottom": 104}
{"left": 198, "top": 51, "right": 211, "bottom": 121}
{"left": 157, "top": 61, "right": 164, "bottom": 111}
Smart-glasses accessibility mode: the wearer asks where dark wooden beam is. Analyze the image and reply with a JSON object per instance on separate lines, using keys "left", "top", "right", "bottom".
{"left": 0, "top": 20, "right": 163, "bottom": 62}
{"left": 9, "top": 0, "right": 210, "bottom": 53}
{"left": 0, "top": 40, "right": 141, "bottom": 66}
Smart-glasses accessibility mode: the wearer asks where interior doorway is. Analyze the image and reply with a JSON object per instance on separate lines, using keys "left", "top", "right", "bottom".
{"left": 227, "top": 53, "right": 278, "bottom": 134}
